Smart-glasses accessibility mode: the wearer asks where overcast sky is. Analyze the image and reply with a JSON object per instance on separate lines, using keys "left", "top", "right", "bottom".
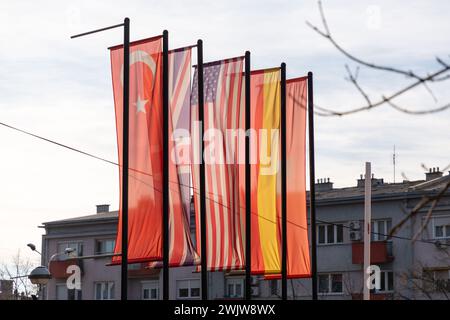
{"left": 0, "top": 0, "right": 449, "bottom": 262}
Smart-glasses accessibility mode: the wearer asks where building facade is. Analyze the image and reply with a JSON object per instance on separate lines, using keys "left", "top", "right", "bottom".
{"left": 0, "top": 280, "right": 14, "bottom": 300}
{"left": 39, "top": 169, "right": 450, "bottom": 300}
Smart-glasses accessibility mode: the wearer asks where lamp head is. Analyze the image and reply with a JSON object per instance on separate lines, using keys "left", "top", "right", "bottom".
{"left": 28, "top": 266, "right": 51, "bottom": 285}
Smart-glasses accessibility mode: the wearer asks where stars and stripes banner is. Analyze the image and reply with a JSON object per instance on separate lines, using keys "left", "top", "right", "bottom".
{"left": 110, "top": 36, "right": 164, "bottom": 264}
{"left": 148, "top": 46, "right": 200, "bottom": 269}
{"left": 265, "top": 76, "right": 311, "bottom": 279}
{"left": 191, "top": 57, "right": 246, "bottom": 271}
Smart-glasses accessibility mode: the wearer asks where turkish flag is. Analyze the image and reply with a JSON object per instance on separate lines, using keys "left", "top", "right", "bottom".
{"left": 110, "top": 36, "right": 163, "bottom": 264}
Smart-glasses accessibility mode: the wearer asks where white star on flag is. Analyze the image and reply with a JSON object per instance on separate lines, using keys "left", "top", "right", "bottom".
{"left": 134, "top": 95, "right": 148, "bottom": 114}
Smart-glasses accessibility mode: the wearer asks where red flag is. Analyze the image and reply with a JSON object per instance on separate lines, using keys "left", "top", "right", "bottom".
{"left": 110, "top": 36, "right": 164, "bottom": 264}
{"left": 265, "top": 76, "right": 311, "bottom": 279}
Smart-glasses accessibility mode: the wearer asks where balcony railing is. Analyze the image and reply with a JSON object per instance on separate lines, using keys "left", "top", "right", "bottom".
{"left": 351, "top": 241, "right": 394, "bottom": 264}
{"left": 49, "top": 258, "right": 83, "bottom": 279}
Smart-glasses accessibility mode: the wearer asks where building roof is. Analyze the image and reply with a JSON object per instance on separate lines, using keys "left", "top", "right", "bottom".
{"left": 41, "top": 173, "right": 450, "bottom": 224}
{"left": 42, "top": 210, "right": 118, "bottom": 226}
{"left": 312, "top": 173, "right": 450, "bottom": 202}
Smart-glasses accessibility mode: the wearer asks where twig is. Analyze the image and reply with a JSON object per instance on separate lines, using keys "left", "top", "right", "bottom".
{"left": 305, "top": 0, "right": 450, "bottom": 117}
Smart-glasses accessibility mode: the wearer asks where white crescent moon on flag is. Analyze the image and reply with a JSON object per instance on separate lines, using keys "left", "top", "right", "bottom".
{"left": 120, "top": 50, "right": 157, "bottom": 87}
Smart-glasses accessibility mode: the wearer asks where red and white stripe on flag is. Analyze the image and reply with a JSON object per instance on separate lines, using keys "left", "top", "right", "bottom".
{"left": 191, "top": 57, "right": 246, "bottom": 271}
{"left": 148, "top": 46, "right": 200, "bottom": 269}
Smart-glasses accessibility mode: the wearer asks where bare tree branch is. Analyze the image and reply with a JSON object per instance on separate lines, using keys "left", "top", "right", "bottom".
{"left": 306, "top": 0, "right": 450, "bottom": 117}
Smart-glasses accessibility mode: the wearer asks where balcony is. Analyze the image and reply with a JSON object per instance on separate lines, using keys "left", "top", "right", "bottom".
{"left": 49, "top": 258, "right": 83, "bottom": 279}
{"left": 352, "top": 241, "right": 394, "bottom": 264}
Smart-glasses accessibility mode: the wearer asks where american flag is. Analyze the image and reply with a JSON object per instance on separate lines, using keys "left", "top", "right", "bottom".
{"left": 191, "top": 57, "right": 246, "bottom": 271}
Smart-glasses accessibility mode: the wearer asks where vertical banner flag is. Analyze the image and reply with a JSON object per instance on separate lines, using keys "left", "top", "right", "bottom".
{"left": 249, "top": 68, "right": 282, "bottom": 275}
{"left": 285, "top": 77, "right": 311, "bottom": 278}
{"left": 264, "top": 76, "right": 311, "bottom": 279}
{"left": 191, "top": 57, "right": 246, "bottom": 271}
{"left": 110, "top": 36, "right": 164, "bottom": 264}
{"left": 149, "top": 46, "right": 200, "bottom": 268}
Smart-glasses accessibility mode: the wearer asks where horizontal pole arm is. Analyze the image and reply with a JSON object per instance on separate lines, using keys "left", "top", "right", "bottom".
{"left": 70, "top": 23, "right": 124, "bottom": 39}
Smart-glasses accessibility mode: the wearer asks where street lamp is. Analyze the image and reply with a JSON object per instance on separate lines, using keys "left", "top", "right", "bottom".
{"left": 28, "top": 266, "right": 51, "bottom": 286}
{"left": 27, "top": 243, "right": 41, "bottom": 256}
{"left": 27, "top": 244, "right": 76, "bottom": 299}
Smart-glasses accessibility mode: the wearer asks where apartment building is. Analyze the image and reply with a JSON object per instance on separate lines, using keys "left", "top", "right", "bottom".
{"left": 38, "top": 168, "right": 450, "bottom": 300}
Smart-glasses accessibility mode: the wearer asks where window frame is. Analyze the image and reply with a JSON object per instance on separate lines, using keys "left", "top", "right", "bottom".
{"left": 176, "top": 279, "right": 201, "bottom": 300}
{"left": 317, "top": 273, "right": 344, "bottom": 295}
{"left": 317, "top": 224, "right": 344, "bottom": 245}
{"left": 269, "top": 279, "right": 279, "bottom": 296}
{"left": 371, "top": 219, "right": 392, "bottom": 242}
{"left": 56, "top": 241, "right": 83, "bottom": 260}
{"left": 374, "top": 270, "right": 394, "bottom": 293}
{"left": 225, "top": 278, "right": 244, "bottom": 298}
{"left": 141, "top": 280, "right": 159, "bottom": 300}
{"left": 55, "top": 283, "right": 68, "bottom": 300}
{"left": 422, "top": 269, "right": 450, "bottom": 292}
{"left": 434, "top": 224, "right": 450, "bottom": 239}
{"left": 95, "top": 239, "right": 116, "bottom": 255}
{"left": 94, "top": 281, "right": 115, "bottom": 300}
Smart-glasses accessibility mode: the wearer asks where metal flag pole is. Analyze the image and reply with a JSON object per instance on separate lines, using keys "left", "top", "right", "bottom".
{"left": 197, "top": 39, "right": 208, "bottom": 300}
{"left": 307, "top": 71, "right": 318, "bottom": 301}
{"left": 245, "top": 51, "right": 252, "bottom": 300}
{"left": 121, "top": 17, "right": 130, "bottom": 302}
{"left": 363, "top": 162, "right": 372, "bottom": 300}
{"left": 71, "top": 17, "right": 130, "bottom": 301}
{"left": 162, "top": 30, "right": 170, "bottom": 301}
{"left": 280, "top": 62, "right": 288, "bottom": 300}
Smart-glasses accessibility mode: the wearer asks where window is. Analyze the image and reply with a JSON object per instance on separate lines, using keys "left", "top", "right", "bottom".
{"left": 375, "top": 271, "right": 394, "bottom": 293}
{"left": 422, "top": 269, "right": 450, "bottom": 292}
{"left": 270, "top": 279, "right": 279, "bottom": 296}
{"left": 94, "top": 281, "right": 115, "bottom": 300}
{"left": 68, "top": 289, "right": 82, "bottom": 300}
{"left": 371, "top": 220, "right": 392, "bottom": 241}
{"left": 434, "top": 225, "right": 450, "bottom": 239}
{"left": 318, "top": 224, "right": 343, "bottom": 244}
{"left": 226, "top": 278, "right": 243, "bottom": 298}
{"left": 57, "top": 242, "right": 83, "bottom": 260}
{"left": 176, "top": 279, "right": 201, "bottom": 299}
{"left": 95, "top": 239, "right": 115, "bottom": 255}
{"left": 318, "top": 274, "right": 343, "bottom": 294}
{"left": 56, "top": 284, "right": 68, "bottom": 300}
{"left": 142, "top": 280, "right": 159, "bottom": 300}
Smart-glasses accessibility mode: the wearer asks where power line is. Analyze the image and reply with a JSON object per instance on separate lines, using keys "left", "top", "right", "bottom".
{"left": 315, "top": 219, "right": 439, "bottom": 246}
{"left": 0, "top": 120, "right": 443, "bottom": 246}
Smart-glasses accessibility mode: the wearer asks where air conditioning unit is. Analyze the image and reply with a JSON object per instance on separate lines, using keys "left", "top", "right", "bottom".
{"left": 251, "top": 286, "right": 260, "bottom": 297}
{"left": 350, "top": 230, "right": 361, "bottom": 241}
{"left": 349, "top": 221, "right": 361, "bottom": 230}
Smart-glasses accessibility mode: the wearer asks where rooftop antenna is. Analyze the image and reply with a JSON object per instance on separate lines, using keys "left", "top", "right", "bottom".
{"left": 393, "top": 145, "right": 396, "bottom": 183}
